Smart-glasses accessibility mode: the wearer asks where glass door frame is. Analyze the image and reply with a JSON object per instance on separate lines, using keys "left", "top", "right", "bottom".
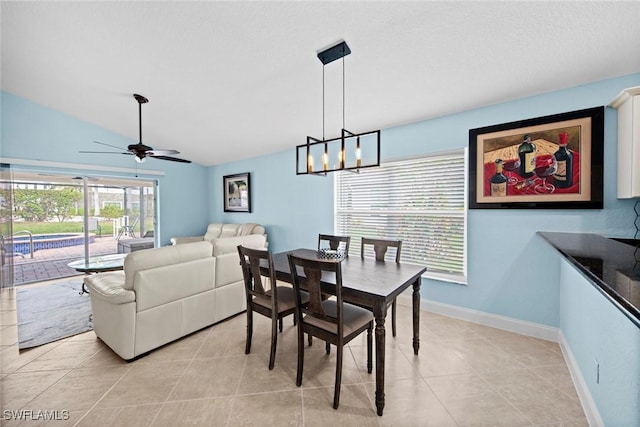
{"left": 6, "top": 167, "right": 159, "bottom": 283}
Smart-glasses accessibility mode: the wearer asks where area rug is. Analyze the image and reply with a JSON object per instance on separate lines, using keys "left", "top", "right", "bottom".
{"left": 17, "top": 280, "right": 92, "bottom": 349}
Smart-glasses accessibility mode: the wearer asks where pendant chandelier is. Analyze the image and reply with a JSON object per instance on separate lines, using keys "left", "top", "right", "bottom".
{"left": 296, "top": 40, "right": 380, "bottom": 175}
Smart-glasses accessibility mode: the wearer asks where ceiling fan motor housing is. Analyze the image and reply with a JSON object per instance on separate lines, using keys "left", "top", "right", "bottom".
{"left": 128, "top": 143, "right": 153, "bottom": 153}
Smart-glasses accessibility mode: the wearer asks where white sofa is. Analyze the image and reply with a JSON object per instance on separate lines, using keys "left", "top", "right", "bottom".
{"left": 171, "top": 223, "right": 268, "bottom": 300}
{"left": 84, "top": 237, "right": 265, "bottom": 361}
{"left": 170, "top": 223, "right": 266, "bottom": 246}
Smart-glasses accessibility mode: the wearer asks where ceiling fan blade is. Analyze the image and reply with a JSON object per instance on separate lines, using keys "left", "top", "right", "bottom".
{"left": 148, "top": 149, "right": 179, "bottom": 156}
{"left": 150, "top": 155, "right": 192, "bottom": 163}
{"left": 79, "top": 150, "right": 131, "bottom": 155}
{"left": 93, "top": 140, "right": 127, "bottom": 150}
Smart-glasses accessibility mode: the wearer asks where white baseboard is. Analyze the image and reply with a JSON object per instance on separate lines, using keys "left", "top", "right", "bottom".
{"left": 407, "top": 296, "right": 559, "bottom": 342}
{"left": 558, "top": 330, "right": 604, "bottom": 427}
{"left": 398, "top": 296, "right": 603, "bottom": 427}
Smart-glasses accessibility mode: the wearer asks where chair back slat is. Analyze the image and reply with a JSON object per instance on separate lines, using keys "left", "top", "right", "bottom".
{"left": 248, "top": 257, "right": 266, "bottom": 295}
{"left": 288, "top": 254, "right": 342, "bottom": 328}
{"left": 318, "top": 234, "right": 351, "bottom": 254}
{"left": 238, "top": 245, "right": 275, "bottom": 305}
{"left": 303, "top": 267, "right": 326, "bottom": 316}
{"left": 361, "top": 237, "right": 402, "bottom": 263}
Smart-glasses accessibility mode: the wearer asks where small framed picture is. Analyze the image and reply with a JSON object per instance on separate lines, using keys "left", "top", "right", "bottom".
{"left": 223, "top": 172, "right": 251, "bottom": 213}
{"left": 468, "top": 106, "right": 604, "bottom": 209}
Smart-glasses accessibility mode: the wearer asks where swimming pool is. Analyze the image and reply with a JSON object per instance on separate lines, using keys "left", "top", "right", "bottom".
{"left": 11, "top": 233, "right": 95, "bottom": 255}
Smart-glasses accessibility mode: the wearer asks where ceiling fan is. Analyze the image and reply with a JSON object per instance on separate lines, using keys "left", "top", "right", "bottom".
{"left": 80, "top": 93, "right": 191, "bottom": 164}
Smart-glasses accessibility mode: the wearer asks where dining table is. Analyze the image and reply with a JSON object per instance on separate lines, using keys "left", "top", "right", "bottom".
{"left": 265, "top": 248, "right": 427, "bottom": 416}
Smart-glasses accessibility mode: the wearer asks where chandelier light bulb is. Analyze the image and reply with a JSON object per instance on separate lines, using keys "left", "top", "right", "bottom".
{"left": 307, "top": 154, "right": 313, "bottom": 173}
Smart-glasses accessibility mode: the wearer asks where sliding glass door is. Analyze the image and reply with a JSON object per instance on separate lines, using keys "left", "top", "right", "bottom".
{"left": 8, "top": 170, "right": 157, "bottom": 285}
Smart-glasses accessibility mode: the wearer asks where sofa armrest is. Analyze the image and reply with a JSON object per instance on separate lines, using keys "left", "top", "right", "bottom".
{"left": 170, "top": 236, "right": 204, "bottom": 245}
{"left": 84, "top": 271, "right": 135, "bottom": 305}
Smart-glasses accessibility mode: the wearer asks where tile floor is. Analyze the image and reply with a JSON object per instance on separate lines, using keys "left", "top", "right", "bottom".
{"left": 0, "top": 285, "right": 589, "bottom": 426}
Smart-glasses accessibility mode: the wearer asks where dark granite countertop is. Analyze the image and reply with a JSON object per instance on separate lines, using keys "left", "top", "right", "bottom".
{"left": 538, "top": 232, "right": 640, "bottom": 328}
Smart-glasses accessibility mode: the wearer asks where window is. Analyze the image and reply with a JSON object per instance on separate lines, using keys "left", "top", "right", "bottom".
{"left": 335, "top": 149, "right": 467, "bottom": 283}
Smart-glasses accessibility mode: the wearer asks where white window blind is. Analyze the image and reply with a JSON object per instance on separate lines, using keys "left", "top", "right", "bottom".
{"left": 335, "top": 150, "right": 467, "bottom": 283}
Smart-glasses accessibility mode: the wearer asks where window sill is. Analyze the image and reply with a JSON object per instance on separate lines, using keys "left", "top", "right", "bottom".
{"left": 423, "top": 271, "right": 467, "bottom": 285}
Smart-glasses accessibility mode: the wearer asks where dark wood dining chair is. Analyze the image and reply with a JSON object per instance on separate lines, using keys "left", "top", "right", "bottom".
{"left": 361, "top": 237, "right": 402, "bottom": 337}
{"left": 318, "top": 234, "right": 351, "bottom": 256}
{"left": 238, "top": 245, "right": 309, "bottom": 370}
{"left": 287, "top": 253, "right": 373, "bottom": 409}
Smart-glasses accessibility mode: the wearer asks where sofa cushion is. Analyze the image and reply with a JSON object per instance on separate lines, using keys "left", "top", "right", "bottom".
{"left": 220, "top": 224, "right": 241, "bottom": 237}
{"left": 203, "top": 223, "right": 223, "bottom": 241}
{"left": 124, "top": 241, "right": 213, "bottom": 290}
{"left": 84, "top": 271, "right": 135, "bottom": 304}
{"left": 203, "top": 223, "right": 265, "bottom": 241}
{"left": 238, "top": 223, "right": 265, "bottom": 236}
{"left": 215, "top": 252, "right": 243, "bottom": 288}
{"left": 134, "top": 257, "right": 216, "bottom": 312}
{"left": 211, "top": 234, "right": 267, "bottom": 256}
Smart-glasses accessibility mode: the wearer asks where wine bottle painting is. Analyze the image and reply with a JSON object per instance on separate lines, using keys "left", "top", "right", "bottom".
{"left": 469, "top": 107, "right": 603, "bottom": 209}
{"left": 480, "top": 128, "right": 581, "bottom": 197}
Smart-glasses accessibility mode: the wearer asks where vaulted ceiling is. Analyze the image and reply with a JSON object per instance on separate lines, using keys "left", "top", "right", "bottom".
{"left": 2, "top": 1, "right": 639, "bottom": 166}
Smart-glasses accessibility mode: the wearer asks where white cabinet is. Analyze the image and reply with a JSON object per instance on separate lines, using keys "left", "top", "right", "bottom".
{"left": 610, "top": 86, "right": 640, "bottom": 198}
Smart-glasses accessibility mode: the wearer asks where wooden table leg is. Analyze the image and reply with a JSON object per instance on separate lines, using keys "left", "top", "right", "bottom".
{"left": 412, "top": 277, "right": 421, "bottom": 355}
{"left": 373, "top": 301, "right": 386, "bottom": 416}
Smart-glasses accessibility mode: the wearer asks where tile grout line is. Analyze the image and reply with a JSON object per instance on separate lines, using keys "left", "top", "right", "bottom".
{"left": 70, "top": 356, "right": 135, "bottom": 427}
{"left": 225, "top": 345, "right": 250, "bottom": 427}
{"left": 348, "top": 344, "right": 385, "bottom": 425}
{"left": 396, "top": 343, "right": 461, "bottom": 427}
{"left": 469, "top": 336, "right": 536, "bottom": 426}
{"left": 2, "top": 289, "right": 88, "bottom": 414}
{"left": 147, "top": 325, "right": 215, "bottom": 426}
{"left": 473, "top": 364, "right": 536, "bottom": 427}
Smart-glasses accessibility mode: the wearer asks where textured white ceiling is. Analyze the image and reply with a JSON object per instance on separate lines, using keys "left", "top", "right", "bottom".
{"left": 2, "top": 1, "right": 640, "bottom": 167}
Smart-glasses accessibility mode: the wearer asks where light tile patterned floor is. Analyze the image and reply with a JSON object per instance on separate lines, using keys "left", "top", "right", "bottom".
{"left": 0, "top": 286, "right": 588, "bottom": 426}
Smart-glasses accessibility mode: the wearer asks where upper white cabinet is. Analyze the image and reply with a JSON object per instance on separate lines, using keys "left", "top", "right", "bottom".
{"left": 610, "top": 86, "right": 640, "bottom": 199}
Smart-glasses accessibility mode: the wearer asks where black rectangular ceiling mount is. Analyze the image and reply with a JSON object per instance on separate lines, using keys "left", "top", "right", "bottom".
{"left": 317, "top": 41, "right": 351, "bottom": 65}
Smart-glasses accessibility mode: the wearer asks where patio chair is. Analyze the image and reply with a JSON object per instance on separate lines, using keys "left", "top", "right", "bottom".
{"left": 86, "top": 217, "right": 102, "bottom": 237}
{"left": 116, "top": 216, "right": 139, "bottom": 240}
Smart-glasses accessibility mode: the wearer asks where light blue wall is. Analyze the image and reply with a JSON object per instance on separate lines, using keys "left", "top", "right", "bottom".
{"left": 559, "top": 258, "right": 640, "bottom": 427}
{"left": 209, "top": 150, "right": 334, "bottom": 251}
{"left": 209, "top": 73, "right": 640, "bottom": 328}
{"left": 0, "top": 91, "right": 210, "bottom": 245}
{"left": 3, "top": 73, "right": 639, "bottom": 328}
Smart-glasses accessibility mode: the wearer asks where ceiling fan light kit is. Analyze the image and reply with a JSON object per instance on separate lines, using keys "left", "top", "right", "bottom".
{"left": 80, "top": 93, "right": 191, "bottom": 164}
{"left": 296, "top": 40, "right": 380, "bottom": 175}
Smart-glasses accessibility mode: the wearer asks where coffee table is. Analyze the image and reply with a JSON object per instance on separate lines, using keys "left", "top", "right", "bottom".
{"left": 68, "top": 253, "right": 127, "bottom": 294}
